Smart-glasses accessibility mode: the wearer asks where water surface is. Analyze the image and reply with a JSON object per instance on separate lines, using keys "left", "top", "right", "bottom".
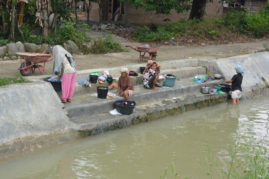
{"left": 0, "top": 98, "right": 269, "bottom": 179}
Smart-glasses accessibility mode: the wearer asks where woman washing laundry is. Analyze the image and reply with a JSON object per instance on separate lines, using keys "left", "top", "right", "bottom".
{"left": 225, "top": 65, "right": 244, "bottom": 105}
{"left": 109, "top": 67, "right": 134, "bottom": 100}
{"left": 143, "top": 61, "right": 162, "bottom": 90}
{"left": 52, "top": 45, "right": 76, "bottom": 103}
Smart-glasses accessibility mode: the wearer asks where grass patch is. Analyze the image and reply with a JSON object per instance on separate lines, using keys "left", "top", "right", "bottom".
{"left": 89, "top": 35, "right": 126, "bottom": 54}
{"left": 0, "top": 76, "right": 30, "bottom": 87}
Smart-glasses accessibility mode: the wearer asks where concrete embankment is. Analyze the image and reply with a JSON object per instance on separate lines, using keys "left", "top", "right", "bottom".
{"left": 1, "top": 52, "right": 269, "bottom": 156}
{"left": 0, "top": 82, "right": 77, "bottom": 144}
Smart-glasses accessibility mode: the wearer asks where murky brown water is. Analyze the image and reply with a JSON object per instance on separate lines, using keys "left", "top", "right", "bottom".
{"left": 0, "top": 98, "right": 269, "bottom": 179}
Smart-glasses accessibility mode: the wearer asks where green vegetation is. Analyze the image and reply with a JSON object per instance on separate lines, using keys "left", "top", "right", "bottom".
{"left": 159, "top": 137, "right": 269, "bottom": 179}
{"left": 0, "top": 76, "right": 30, "bottom": 87}
{"left": 135, "top": 19, "right": 225, "bottom": 42}
{"left": 17, "top": 21, "right": 91, "bottom": 45}
{"left": 135, "top": 4, "right": 269, "bottom": 42}
{"left": 89, "top": 35, "right": 126, "bottom": 54}
{"left": 206, "top": 136, "right": 269, "bottom": 179}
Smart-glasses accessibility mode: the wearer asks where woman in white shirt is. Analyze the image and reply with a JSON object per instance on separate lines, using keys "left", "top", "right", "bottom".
{"left": 52, "top": 46, "right": 76, "bottom": 103}
{"left": 60, "top": 55, "right": 76, "bottom": 103}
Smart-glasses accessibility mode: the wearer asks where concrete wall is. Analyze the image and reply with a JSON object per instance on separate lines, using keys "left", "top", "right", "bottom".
{"left": 245, "top": 0, "right": 267, "bottom": 13}
{"left": 127, "top": 0, "right": 223, "bottom": 25}
{"left": 0, "top": 82, "right": 76, "bottom": 144}
{"left": 87, "top": 0, "right": 223, "bottom": 24}
{"left": 214, "top": 52, "right": 269, "bottom": 91}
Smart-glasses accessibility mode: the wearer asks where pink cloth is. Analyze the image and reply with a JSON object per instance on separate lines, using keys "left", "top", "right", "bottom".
{"left": 128, "top": 90, "right": 134, "bottom": 97}
{"left": 61, "top": 72, "right": 76, "bottom": 101}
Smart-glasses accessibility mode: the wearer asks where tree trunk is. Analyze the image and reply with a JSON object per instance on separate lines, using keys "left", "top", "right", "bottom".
{"left": 189, "top": 0, "right": 207, "bottom": 20}
{"left": 0, "top": 4, "right": 6, "bottom": 33}
{"left": 123, "top": 1, "right": 129, "bottom": 25}
{"left": 10, "top": 0, "right": 17, "bottom": 41}
{"left": 85, "top": 0, "right": 91, "bottom": 24}
{"left": 42, "top": 10, "right": 49, "bottom": 37}
{"left": 99, "top": 0, "right": 109, "bottom": 21}
{"left": 74, "top": 0, "right": 78, "bottom": 22}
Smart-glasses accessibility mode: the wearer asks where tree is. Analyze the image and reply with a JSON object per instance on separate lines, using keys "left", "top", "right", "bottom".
{"left": 189, "top": 0, "right": 207, "bottom": 20}
{"left": 36, "top": 0, "right": 52, "bottom": 37}
{"left": 10, "top": 0, "right": 17, "bottom": 41}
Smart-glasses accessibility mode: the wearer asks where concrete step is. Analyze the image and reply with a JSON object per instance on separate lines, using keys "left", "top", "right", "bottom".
{"left": 73, "top": 66, "right": 206, "bottom": 95}
{"left": 65, "top": 78, "right": 224, "bottom": 118}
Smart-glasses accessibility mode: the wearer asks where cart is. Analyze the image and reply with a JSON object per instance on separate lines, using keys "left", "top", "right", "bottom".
{"left": 16, "top": 52, "right": 53, "bottom": 76}
{"left": 126, "top": 44, "right": 159, "bottom": 62}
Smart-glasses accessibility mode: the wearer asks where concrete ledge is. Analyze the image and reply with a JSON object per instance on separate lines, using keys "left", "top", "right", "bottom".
{"left": 77, "top": 93, "right": 227, "bottom": 136}
{"left": 66, "top": 79, "right": 223, "bottom": 118}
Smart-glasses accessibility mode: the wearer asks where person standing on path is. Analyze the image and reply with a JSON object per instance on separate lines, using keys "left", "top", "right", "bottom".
{"left": 225, "top": 65, "right": 244, "bottom": 105}
{"left": 53, "top": 46, "right": 76, "bottom": 103}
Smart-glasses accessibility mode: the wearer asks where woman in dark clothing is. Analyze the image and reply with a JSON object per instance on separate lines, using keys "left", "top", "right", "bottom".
{"left": 225, "top": 65, "right": 244, "bottom": 105}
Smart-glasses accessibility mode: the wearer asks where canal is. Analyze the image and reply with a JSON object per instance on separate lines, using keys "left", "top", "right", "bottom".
{"left": 0, "top": 97, "right": 269, "bottom": 179}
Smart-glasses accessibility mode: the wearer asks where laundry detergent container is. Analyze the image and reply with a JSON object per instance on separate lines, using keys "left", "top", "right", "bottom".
{"left": 163, "top": 74, "right": 176, "bottom": 87}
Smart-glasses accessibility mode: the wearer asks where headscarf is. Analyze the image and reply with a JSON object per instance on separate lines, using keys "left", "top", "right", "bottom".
{"left": 52, "top": 45, "right": 76, "bottom": 75}
{"left": 235, "top": 65, "right": 244, "bottom": 74}
{"left": 120, "top": 67, "right": 129, "bottom": 74}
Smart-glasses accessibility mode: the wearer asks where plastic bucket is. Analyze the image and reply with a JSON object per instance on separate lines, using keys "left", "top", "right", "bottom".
{"left": 97, "top": 86, "right": 108, "bottom": 99}
{"left": 140, "top": 67, "right": 145, "bottom": 74}
{"left": 114, "top": 100, "right": 136, "bottom": 115}
{"left": 90, "top": 75, "right": 99, "bottom": 83}
{"left": 163, "top": 74, "right": 176, "bottom": 87}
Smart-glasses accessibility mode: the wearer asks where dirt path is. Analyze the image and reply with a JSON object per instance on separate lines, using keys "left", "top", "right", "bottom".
{"left": 0, "top": 34, "right": 268, "bottom": 78}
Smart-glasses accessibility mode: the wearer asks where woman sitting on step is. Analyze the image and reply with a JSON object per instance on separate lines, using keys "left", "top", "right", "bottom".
{"left": 143, "top": 62, "right": 161, "bottom": 90}
{"left": 109, "top": 67, "right": 134, "bottom": 100}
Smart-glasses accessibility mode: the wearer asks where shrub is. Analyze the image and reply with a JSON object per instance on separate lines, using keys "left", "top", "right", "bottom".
{"left": 0, "top": 39, "right": 9, "bottom": 46}
{"left": 89, "top": 35, "right": 125, "bottom": 54}
{"left": 135, "top": 25, "right": 174, "bottom": 42}
{"left": 45, "top": 21, "right": 90, "bottom": 45}
{"left": 221, "top": 10, "right": 248, "bottom": 33}
{"left": 247, "top": 3, "right": 269, "bottom": 37}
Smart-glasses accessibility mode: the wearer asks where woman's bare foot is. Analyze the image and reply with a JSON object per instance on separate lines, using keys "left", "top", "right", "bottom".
{"left": 152, "top": 87, "right": 159, "bottom": 90}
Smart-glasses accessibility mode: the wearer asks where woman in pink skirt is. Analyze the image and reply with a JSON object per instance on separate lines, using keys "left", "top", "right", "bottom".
{"left": 52, "top": 46, "right": 76, "bottom": 103}
{"left": 60, "top": 55, "right": 76, "bottom": 103}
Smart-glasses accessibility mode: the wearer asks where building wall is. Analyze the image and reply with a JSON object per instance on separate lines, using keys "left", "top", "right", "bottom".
{"left": 87, "top": 0, "right": 223, "bottom": 24}
{"left": 90, "top": 2, "right": 100, "bottom": 21}
{"left": 245, "top": 0, "right": 267, "bottom": 13}
{"left": 127, "top": 0, "right": 223, "bottom": 25}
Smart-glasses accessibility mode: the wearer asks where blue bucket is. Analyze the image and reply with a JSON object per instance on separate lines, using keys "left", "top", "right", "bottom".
{"left": 163, "top": 74, "right": 176, "bottom": 87}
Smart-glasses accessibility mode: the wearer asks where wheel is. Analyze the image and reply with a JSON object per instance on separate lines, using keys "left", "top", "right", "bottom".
{"left": 19, "top": 62, "right": 32, "bottom": 76}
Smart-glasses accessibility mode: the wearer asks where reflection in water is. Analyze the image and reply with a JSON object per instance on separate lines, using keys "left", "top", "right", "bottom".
{"left": 0, "top": 98, "right": 269, "bottom": 179}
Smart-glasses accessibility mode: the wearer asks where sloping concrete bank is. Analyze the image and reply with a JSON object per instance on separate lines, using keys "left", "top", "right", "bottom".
{"left": 215, "top": 52, "right": 269, "bottom": 91}
{"left": 0, "top": 82, "right": 78, "bottom": 158}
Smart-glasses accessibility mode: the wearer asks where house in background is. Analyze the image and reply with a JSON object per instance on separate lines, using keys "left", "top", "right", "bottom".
{"left": 76, "top": 0, "right": 267, "bottom": 25}
{"left": 223, "top": 0, "right": 267, "bottom": 13}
